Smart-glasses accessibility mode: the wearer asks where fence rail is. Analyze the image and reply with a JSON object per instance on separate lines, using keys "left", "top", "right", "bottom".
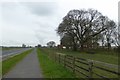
{"left": 52, "top": 52, "right": 119, "bottom": 78}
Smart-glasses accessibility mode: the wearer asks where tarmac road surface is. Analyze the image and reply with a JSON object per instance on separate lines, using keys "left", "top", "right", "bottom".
{"left": 1, "top": 48, "right": 31, "bottom": 61}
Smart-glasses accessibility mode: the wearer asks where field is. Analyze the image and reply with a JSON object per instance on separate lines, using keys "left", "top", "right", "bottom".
{"left": 1, "top": 47, "right": 19, "bottom": 51}
{"left": 39, "top": 48, "right": 119, "bottom": 78}
{"left": 42, "top": 48, "right": 118, "bottom": 65}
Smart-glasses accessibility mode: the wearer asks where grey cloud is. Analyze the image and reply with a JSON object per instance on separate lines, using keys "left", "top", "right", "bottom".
{"left": 21, "top": 2, "right": 57, "bottom": 16}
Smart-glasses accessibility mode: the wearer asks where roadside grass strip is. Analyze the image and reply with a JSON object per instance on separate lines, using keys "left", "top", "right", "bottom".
{"left": 2, "top": 49, "right": 33, "bottom": 75}
{"left": 37, "top": 48, "right": 76, "bottom": 78}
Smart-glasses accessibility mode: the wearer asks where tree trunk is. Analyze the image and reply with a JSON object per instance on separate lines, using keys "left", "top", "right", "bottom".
{"left": 107, "top": 43, "right": 111, "bottom": 50}
{"left": 72, "top": 37, "right": 77, "bottom": 51}
{"left": 81, "top": 44, "right": 84, "bottom": 51}
{"left": 102, "top": 39, "right": 104, "bottom": 49}
{"left": 73, "top": 44, "right": 77, "bottom": 51}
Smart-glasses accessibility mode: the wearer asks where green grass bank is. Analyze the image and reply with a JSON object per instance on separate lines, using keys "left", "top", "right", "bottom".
{"left": 37, "top": 48, "right": 76, "bottom": 78}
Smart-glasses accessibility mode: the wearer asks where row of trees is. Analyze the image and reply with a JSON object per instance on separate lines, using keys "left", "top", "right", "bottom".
{"left": 57, "top": 9, "right": 119, "bottom": 51}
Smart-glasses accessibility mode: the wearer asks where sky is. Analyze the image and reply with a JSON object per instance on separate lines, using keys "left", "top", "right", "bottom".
{"left": 0, "top": 0, "right": 119, "bottom": 47}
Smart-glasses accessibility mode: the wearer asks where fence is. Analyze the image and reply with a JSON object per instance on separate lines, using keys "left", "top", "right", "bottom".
{"left": 49, "top": 52, "right": 119, "bottom": 79}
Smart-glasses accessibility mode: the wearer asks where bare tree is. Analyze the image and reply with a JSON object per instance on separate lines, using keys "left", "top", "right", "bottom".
{"left": 105, "top": 20, "right": 116, "bottom": 49}
{"left": 60, "top": 33, "right": 78, "bottom": 50}
{"left": 57, "top": 9, "right": 112, "bottom": 51}
{"left": 112, "top": 23, "right": 120, "bottom": 47}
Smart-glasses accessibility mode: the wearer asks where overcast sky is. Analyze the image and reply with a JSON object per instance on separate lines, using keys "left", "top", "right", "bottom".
{"left": 0, "top": 0, "right": 119, "bottom": 47}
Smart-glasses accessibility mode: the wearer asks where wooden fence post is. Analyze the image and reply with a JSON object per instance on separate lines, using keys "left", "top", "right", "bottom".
{"left": 64, "top": 55, "right": 66, "bottom": 68}
{"left": 88, "top": 60, "right": 93, "bottom": 78}
{"left": 54, "top": 53, "right": 56, "bottom": 61}
{"left": 59, "top": 54, "right": 60, "bottom": 63}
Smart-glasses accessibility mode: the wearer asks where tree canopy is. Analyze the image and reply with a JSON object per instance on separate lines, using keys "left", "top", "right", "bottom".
{"left": 57, "top": 9, "right": 116, "bottom": 51}
{"left": 47, "top": 41, "right": 56, "bottom": 48}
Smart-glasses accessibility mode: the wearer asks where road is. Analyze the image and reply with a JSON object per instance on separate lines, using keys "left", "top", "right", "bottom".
{"left": 1, "top": 48, "right": 31, "bottom": 61}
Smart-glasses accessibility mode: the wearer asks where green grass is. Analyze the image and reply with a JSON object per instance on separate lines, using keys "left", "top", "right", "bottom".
{"left": 41, "top": 48, "right": 118, "bottom": 78}
{"left": 37, "top": 48, "right": 76, "bottom": 78}
{"left": 65, "top": 52, "right": 118, "bottom": 65}
{"left": 43, "top": 48, "right": 118, "bottom": 65}
{"left": 2, "top": 49, "right": 33, "bottom": 75}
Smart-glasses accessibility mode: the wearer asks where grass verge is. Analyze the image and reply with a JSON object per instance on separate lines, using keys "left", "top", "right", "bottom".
{"left": 2, "top": 49, "right": 33, "bottom": 75}
{"left": 37, "top": 48, "right": 76, "bottom": 78}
